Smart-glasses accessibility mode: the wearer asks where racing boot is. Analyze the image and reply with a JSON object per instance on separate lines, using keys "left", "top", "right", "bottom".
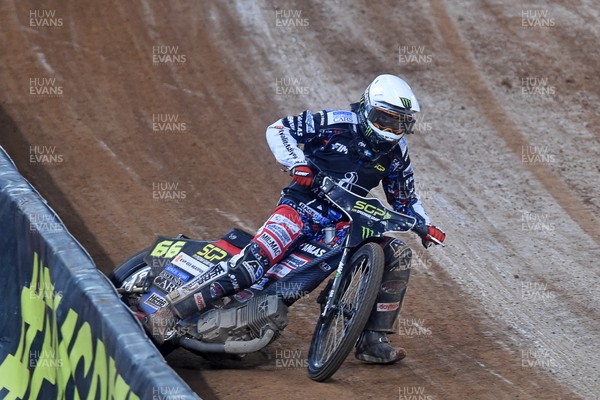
{"left": 168, "top": 204, "right": 303, "bottom": 320}
{"left": 168, "top": 242, "right": 265, "bottom": 317}
{"left": 355, "top": 238, "right": 412, "bottom": 364}
{"left": 355, "top": 331, "right": 407, "bottom": 364}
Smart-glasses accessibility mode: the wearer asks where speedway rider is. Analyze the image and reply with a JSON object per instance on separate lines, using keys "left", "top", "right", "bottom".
{"left": 146, "top": 74, "right": 446, "bottom": 364}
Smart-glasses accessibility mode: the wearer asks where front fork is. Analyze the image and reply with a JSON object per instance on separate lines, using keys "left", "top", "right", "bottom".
{"left": 321, "top": 243, "right": 351, "bottom": 317}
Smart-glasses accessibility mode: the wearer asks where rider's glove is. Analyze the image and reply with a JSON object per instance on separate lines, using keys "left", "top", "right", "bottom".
{"left": 291, "top": 165, "right": 314, "bottom": 187}
{"left": 418, "top": 224, "right": 446, "bottom": 248}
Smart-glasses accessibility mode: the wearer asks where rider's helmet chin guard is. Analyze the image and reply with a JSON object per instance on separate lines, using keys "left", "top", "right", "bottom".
{"left": 357, "top": 74, "right": 420, "bottom": 155}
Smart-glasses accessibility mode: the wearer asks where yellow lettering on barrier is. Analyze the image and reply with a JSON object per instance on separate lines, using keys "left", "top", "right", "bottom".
{"left": 0, "top": 252, "right": 139, "bottom": 399}
{"left": 89, "top": 338, "right": 107, "bottom": 400}
{"left": 69, "top": 321, "right": 93, "bottom": 380}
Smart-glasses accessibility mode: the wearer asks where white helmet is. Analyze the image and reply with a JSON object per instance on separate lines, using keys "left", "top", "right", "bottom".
{"left": 359, "top": 74, "right": 420, "bottom": 152}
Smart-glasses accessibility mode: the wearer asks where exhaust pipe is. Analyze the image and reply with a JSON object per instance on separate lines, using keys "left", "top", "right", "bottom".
{"left": 176, "top": 329, "right": 275, "bottom": 354}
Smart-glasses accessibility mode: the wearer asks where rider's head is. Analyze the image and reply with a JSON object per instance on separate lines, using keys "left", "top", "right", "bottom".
{"left": 356, "top": 74, "right": 420, "bottom": 155}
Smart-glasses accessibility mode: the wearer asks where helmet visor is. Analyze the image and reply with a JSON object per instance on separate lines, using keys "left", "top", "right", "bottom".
{"left": 367, "top": 106, "right": 416, "bottom": 136}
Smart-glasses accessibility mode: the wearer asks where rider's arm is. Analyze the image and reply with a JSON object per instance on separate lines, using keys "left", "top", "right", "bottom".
{"left": 265, "top": 110, "right": 320, "bottom": 169}
{"left": 382, "top": 139, "right": 431, "bottom": 225}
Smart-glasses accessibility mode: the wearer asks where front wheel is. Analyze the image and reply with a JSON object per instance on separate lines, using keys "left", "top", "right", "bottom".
{"left": 307, "top": 242, "right": 385, "bottom": 381}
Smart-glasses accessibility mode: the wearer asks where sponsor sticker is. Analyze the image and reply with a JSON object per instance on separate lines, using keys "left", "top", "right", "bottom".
{"left": 154, "top": 270, "right": 186, "bottom": 293}
{"left": 257, "top": 232, "right": 282, "bottom": 260}
{"left": 191, "top": 253, "right": 215, "bottom": 267}
{"left": 229, "top": 274, "right": 240, "bottom": 291}
{"left": 267, "top": 224, "right": 292, "bottom": 246}
{"left": 376, "top": 302, "right": 400, "bottom": 312}
{"left": 329, "top": 110, "right": 357, "bottom": 124}
{"left": 165, "top": 264, "right": 191, "bottom": 282}
{"left": 250, "top": 277, "right": 269, "bottom": 291}
{"left": 234, "top": 290, "right": 254, "bottom": 303}
{"left": 270, "top": 214, "right": 301, "bottom": 235}
{"left": 266, "top": 252, "right": 309, "bottom": 279}
{"left": 209, "top": 282, "right": 225, "bottom": 299}
{"left": 265, "top": 263, "right": 293, "bottom": 279}
{"left": 172, "top": 252, "right": 211, "bottom": 275}
{"left": 194, "top": 263, "right": 227, "bottom": 286}
{"left": 283, "top": 253, "right": 310, "bottom": 269}
{"left": 144, "top": 292, "right": 169, "bottom": 309}
{"left": 194, "top": 293, "right": 206, "bottom": 310}
{"left": 299, "top": 243, "right": 327, "bottom": 258}
{"left": 243, "top": 260, "right": 264, "bottom": 280}
{"left": 319, "top": 262, "right": 332, "bottom": 272}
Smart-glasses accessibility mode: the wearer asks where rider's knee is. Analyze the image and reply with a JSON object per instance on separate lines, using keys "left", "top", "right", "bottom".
{"left": 253, "top": 204, "right": 303, "bottom": 265}
{"left": 380, "top": 238, "right": 412, "bottom": 274}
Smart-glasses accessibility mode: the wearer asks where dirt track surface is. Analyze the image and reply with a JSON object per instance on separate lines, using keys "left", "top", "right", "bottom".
{"left": 1, "top": 0, "right": 599, "bottom": 399}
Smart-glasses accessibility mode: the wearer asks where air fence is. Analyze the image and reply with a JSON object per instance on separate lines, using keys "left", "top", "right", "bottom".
{"left": 0, "top": 146, "right": 199, "bottom": 400}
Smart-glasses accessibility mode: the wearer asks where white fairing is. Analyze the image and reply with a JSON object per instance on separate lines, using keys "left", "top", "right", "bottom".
{"left": 266, "top": 119, "right": 306, "bottom": 169}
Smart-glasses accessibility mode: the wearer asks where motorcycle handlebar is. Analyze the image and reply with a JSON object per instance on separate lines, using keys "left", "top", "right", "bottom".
{"left": 311, "top": 172, "right": 326, "bottom": 190}
{"left": 412, "top": 222, "right": 429, "bottom": 237}
{"left": 314, "top": 174, "right": 432, "bottom": 231}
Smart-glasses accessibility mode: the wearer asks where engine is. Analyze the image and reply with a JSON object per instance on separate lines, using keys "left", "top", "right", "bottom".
{"left": 196, "top": 295, "right": 288, "bottom": 343}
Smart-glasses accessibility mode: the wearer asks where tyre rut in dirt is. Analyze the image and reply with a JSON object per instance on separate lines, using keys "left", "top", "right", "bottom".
{"left": 307, "top": 242, "right": 385, "bottom": 381}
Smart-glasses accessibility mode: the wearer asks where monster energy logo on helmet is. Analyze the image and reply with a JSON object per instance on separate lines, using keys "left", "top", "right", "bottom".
{"left": 399, "top": 97, "right": 412, "bottom": 109}
{"left": 357, "top": 94, "right": 370, "bottom": 137}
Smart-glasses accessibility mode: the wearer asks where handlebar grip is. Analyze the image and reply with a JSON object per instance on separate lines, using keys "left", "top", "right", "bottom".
{"left": 412, "top": 223, "right": 429, "bottom": 237}
{"left": 311, "top": 173, "right": 325, "bottom": 189}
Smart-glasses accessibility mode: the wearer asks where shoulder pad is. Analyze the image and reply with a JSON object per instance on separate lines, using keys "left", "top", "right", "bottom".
{"left": 323, "top": 110, "right": 358, "bottom": 126}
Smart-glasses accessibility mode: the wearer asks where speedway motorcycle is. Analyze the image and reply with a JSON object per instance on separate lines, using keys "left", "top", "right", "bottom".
{"left": 109, "top": 176, "right": 424, "bottom": 381}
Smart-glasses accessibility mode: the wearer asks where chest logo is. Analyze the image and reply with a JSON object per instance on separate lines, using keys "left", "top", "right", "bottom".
{"left": 331, "top": 142, "right": 348, "bottom": 154}
{"left": 374, "top": 164, "right": 386, "bottom": 172}
{"left": 339, "top": 172, "right": 358, "bottom": 187}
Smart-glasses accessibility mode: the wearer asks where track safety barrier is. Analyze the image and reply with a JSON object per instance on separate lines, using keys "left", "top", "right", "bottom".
{"left": 0, "top": 146, "right": 199, "bottom": 399}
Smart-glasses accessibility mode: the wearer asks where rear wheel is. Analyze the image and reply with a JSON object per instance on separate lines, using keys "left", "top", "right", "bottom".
{"left": 108, "top": 248, "right": 149, "bottom": 287}
{"left": 109, "top": 249, "right": 177, "bottom": 356}
{"left": 307, "top": 242, "right": 385, "bottom": 381}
